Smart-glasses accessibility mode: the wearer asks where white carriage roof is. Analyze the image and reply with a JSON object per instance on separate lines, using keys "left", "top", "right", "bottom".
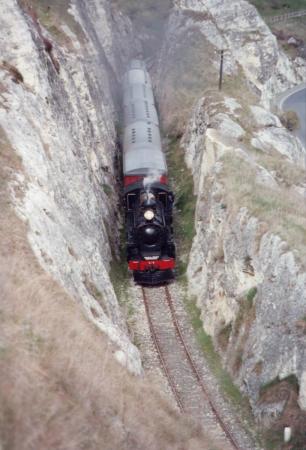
{"left": 124, "top": 121, "right": 161, "bottom": 147}
{"left": 123, "top": 83, "right": 154, "bottom": 106}
{"left": 122, "top": 60, "right": 167, "bottom": 176}
{"left": 124, "top": 100, "right": 159, "bottom": 126}
{"left": 123, "top": 121, "right": 166, "bottom": 175}
{"left": 123, "top": 149, "right": 167, "bottom": 176}
{"left": 124, "top": 69, "right": 151, "bottom": 87}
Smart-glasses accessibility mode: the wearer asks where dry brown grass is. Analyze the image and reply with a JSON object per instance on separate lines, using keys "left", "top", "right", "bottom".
{"left": 0, "top": 265, "right": 211, "bottom": 450}
{"left": 220, "top": 152, "right": 306, "bottom": 260}
{"left": 0, "top": 61, "right": 24, "bottom": 84}
{"left": 158, "top": 29, "right": 218, "bottom": 133}
{"left": 254, "top": 149, "right": 306, "bottom": 187}
{"left": 0, "top": 130, "right": 216, "bottom": 449}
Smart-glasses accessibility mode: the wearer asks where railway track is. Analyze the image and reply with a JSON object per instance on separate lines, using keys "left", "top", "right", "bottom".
{"left": 141, "top": 285, "right": 243, "bottom": 450}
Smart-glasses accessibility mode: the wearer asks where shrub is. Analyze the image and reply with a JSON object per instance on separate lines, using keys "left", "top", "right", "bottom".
{"left": 280, "top": 110, "right": 300, "bottom": 131}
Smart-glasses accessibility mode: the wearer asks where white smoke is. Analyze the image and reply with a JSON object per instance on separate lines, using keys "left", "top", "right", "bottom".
{"left": 143, "top": 170, "right": 162, "bottom": 191}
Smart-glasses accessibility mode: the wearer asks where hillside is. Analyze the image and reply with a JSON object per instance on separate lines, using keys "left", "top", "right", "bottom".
{"left": 1, "top": 0, "right": 306, "bottom": 449}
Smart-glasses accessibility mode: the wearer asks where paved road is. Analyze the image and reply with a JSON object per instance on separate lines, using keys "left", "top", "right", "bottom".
{"left": 279, "top": 84, "right": 306, "bottom": 147}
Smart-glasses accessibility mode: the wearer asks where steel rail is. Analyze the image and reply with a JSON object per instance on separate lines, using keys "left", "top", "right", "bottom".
{"left": 141, "top": 287, "right": 184, "bottom": 412}
{"left": 164, "top": 285, "right": 241, "bottom": 450}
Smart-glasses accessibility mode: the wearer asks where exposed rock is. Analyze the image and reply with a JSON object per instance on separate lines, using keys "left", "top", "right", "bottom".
{"left": 250, "top": 105, "right": 281, "bottom": 128}
{"left": 158, "top": 0, "right": 306, "bottom": 417}
{"left": 184, "top": 92, "right": 306, "bottom": 406}
{"left": 213, "top": 113, "right": 245, "bottom": 140}
{"left": 224, "top": 97, "right": 242, "bottom": 115}
{"left": 288, "top": 37, "right": 298, "bottom": 47}
{"left": 0, "top": 0, "right": 141, "bottom": 374}
{"left": 172, "top": 0, "right": 306, "bottom": 107}
{"left": 255, "top": 165, "right": 278, "bottom": 188}
{"left": 251, "top": 127, "right": 306, "bottom": 165}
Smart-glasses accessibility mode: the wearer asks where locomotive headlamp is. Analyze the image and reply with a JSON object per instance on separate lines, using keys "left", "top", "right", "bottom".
{"left": 144, "top": 209, "right": 155, "bottom": 221}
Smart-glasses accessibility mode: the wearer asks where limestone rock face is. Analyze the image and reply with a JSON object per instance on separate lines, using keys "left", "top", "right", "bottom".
{"left": 173, "top": 0, "right": 306, "bottom": 104}
{"left": 158, "top": 0, "right": 306, "bottom": 414}
{"left": 156, "top": 0, "right": 306, "bottom": 131}
{"left": 185, "top": 96, "right": 306, "bottom": 411}
{"left": 0, "top": 0, "right": 141, "bottom": 374}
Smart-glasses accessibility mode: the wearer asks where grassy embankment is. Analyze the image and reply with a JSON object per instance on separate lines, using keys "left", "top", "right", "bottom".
{"left": 250, "top": 0, "right": 306, "bottom": 16}
{"left": 250, "top": 0, "right": 306, "bottom": 58}
{"left": 220, "top": 152, "right": 306, "bottom": 262}
{"left": 165, "top": 129, "right": 259, "bottom": 446}
{"left": 157, "top": 21, "right": 262, "bottom": 442}
{"left": 0, "top": 121, "right": 213, "bottom": 450}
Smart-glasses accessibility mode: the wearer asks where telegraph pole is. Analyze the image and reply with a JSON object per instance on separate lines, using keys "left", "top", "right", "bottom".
{"left": 219, "top": 49, "right": 224, "bottom": 91}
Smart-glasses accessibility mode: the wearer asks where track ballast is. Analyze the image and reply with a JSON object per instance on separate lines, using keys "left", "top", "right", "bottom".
{"left": 141, "top": 285, "right": 256, "bottom": 450}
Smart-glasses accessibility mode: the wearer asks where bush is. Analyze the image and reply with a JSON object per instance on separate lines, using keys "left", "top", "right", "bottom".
{"left": 280, "top": 110, "right": 300, "bottom": 131}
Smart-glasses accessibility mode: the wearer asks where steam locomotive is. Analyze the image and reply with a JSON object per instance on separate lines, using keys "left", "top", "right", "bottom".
{"left": 122, "top": 60, "right": 175, "bottom": 284}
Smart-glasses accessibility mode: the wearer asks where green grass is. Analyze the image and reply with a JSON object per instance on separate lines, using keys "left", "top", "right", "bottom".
{"left": 250, "top": 0, "right": 306, "bottom": 16}
{"left": 165, "top": 135, "right": 197, "bottom": 278}
{"left": 260, "top": 374, "right": 299, "bottom": 395}
{"left": 264, "top": 429, "right": 285, "bottom": 450}
{"left": 109, "top": 228, "right": 135, "bottom": 319}
{"left": 102, "top": 184, "right": 112, "bottom": 195}
{"left": 246, "top": 287, "right": 257, "bottom": 304}
{"left": 182, "top": 293, "right": 266, "bottom": 447}
{"left": 184, "top": 295, "right": 255, "bottom": 410}
{"left": 259, "top": 374, "right": 303, "bottom": 449}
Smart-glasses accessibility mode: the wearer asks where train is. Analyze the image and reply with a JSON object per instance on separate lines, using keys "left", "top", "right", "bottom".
{"left": 122, "top": 59, "right": 176, "bottom": 285}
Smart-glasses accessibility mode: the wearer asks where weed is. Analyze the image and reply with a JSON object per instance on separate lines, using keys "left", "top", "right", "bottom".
{"left": 165, "top": 135, "right": 196, "bottom": 278}
{"left": 184, "top": 296, "right": 250, "bottom": 407}
{"left": 246, "top": 287, "right": 257, "bottom": 305}
{"left": 233, "top": 348, "right": 244, "bottom": 373}
{"left": 263, "top": 429, "right": 284, "bottom": 450}
{"left": 102, "top": 184, "right": 112, "bottom": 195}
{"left": 109, "top": 228, "right": 134, "bottom": 318}
{"left": 233, "top": 289, "right": 257, "bottom": 337}
{"left": 1, "top": 61, "right": 23, "bottom": 84}
{"left": 250, "top": 0, "right": 306, "bottom": 16}
{"left": 254, "top": 360, "right": 263, "bottom": 375}
{"left": 260, "top": 374, "right": 299, "bottom": 395}
{"left": 217, "top": 323, "right": 232, "bottom": 351}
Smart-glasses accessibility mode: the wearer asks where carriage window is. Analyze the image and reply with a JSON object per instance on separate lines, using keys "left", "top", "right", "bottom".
{"left": 158, "top": 192, "right": 167, "bottom": 207}
{"left": 127, "top": 193, "right": 137, "bottom": 210}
